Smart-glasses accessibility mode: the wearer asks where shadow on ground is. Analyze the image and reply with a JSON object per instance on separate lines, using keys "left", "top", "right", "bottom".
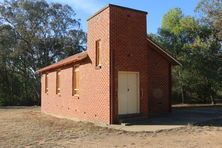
{"left": 125, "top": 105, "right": 222, "bottom": 127}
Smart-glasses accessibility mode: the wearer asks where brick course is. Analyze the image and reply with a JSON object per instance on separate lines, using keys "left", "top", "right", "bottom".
{"left": 42, "top": 7, "right": 111, "bottom": 124}
{"left": 110, "top": 6, "right": 149, "bottom": 122}
{"left": 40, "top": 4, "right": 178, "bottom": 124}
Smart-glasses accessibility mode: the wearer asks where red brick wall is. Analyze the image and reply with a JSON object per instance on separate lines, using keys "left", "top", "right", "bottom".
{"left": 41, "top": 7, "right": 111, "bottom": 124}
{"left": 109, "top": 6, "right": 149, "bottom": 122}
{"left": 41, "top": 5, "right": 172, "bottom": 124}
{"left": 147, "top": 44, "right": 171, "bottom": 114}
{"left": 109, "top": 6, "right": 171, "bottom": 122}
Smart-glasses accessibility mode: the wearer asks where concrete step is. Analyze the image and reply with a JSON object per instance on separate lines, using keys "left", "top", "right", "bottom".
{"left": 118, "top": 116, "right": 148, "bottom": 126}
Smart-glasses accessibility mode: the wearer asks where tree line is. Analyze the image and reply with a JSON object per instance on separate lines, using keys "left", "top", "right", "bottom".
{"left": 0, "top": 0, "right": 86, "bottom": 105}
{"left": 0, "top": 0, "right": 221, "bottom": 105}
{"left": 151, "top": 0, "right": 222, "bottom": 104}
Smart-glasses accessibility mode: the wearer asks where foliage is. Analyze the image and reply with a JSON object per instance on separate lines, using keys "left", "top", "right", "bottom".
{"left": 196, "top": 0, "right": 222, "bottom": 41}
{"left": 0, "top": 0, "right": 221, "bottom": 106}
{"left": 152, "top": 7, "right": 222, "bottom": 104}
{"left": 0, "top": 0, "right": 86, "bottom": 106}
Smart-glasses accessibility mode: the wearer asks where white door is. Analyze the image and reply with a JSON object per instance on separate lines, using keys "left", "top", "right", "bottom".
{"left": 118, "top": 72, "right": 139, "bottom": 115}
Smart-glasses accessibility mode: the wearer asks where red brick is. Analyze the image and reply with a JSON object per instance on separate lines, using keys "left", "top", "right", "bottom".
{"left": 40, "top": 4, "right": 177, "bottom": 124}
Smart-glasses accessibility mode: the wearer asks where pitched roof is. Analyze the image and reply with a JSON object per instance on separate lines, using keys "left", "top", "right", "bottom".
{"left": 37, "top": 52, "right": 88, "bottom": 73}
{"left": 37, "top": 37, "right": 180, "bottom": 74}
{"left": 146, "top": 36, "right": 181, "bottom": 66}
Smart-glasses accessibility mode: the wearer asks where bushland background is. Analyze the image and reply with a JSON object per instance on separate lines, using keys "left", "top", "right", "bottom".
{"left": 0, "top": 0, "right": 221, "bottom": 106}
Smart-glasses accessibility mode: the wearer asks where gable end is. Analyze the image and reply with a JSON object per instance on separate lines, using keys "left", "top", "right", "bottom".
{"left": 147, "top": 37, "right": 181, "bottom": 66}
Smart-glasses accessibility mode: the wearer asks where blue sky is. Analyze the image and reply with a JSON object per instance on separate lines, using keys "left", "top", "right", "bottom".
{"left": 48, "top": 0, "right": 200, "bottom": 34}
{"left": 1, "top": 0, "right": 200, "bottom": 34}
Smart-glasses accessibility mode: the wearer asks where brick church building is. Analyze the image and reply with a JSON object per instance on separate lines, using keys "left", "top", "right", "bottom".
{"left": 37, "top": 4, "right": 180, "bottom": 124}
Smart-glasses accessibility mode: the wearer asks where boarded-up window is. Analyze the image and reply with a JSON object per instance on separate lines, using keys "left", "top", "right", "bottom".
{"left": 73, "top": 65, "right": 80, "bottom": 96}
{"left": 56, "top": 70, "right": 61, "bottom": 94}
{"left": 45, "top": 73, "right": 48, "bottom": 93}
{"left": 95, "top": 40, "right": 101, "bottom": 67}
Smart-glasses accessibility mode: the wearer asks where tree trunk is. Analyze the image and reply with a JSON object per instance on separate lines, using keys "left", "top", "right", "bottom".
{"left": 178, "top": 71, "right": 185, "bottom": 104}
{"left": 181, "top": 86, "right": 185, "bottom": 104}
{"left": 210, "top": 95, "right": 216, "bottom": 105}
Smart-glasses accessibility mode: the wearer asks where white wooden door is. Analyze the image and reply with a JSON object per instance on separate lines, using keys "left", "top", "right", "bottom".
{"left": 118, "top": 72, "right": 139, "bottom": 115}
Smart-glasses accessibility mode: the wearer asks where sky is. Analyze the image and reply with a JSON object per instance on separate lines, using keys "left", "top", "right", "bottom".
{"left": 48, "top": 0, "right": 200, "bottom": 34}
{"left": 1, "top": 0, "right": 200, "bottom": 34}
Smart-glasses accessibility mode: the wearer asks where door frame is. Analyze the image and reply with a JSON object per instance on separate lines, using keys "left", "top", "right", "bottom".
{"left": 118, "top": 71, "right": 140, "bottom": 115}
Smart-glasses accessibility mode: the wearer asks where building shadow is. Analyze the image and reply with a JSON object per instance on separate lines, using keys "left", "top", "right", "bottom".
{"left": 123, "top": 104, "right": 222, "bottom": 127}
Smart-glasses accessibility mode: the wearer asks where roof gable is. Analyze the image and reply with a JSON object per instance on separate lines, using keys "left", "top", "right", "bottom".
{"left": 146, "top": 37, "right": 181, "bottom": 66}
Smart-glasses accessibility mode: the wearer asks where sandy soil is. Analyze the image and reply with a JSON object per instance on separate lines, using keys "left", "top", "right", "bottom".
{"left": 0, "top": 107, "right": 222, "bottom": 148}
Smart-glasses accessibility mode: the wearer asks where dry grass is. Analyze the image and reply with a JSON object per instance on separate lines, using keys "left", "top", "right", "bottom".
{"left": 0, "top": 107, "right": 222, "bottom": 148}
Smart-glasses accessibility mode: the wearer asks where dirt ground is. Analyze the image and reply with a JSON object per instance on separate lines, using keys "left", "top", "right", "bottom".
{"left": 0, "top": 107, "right": 222, "bottom": 148}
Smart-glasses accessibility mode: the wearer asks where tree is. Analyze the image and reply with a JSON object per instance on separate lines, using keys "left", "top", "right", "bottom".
{"left": 196, "top": 0, "right": 222, "bottom": 41}
{"left": 0, "top": 0, "right": 86, "bottom": 105}
{"left": 152, "top": 8, "right": 222, "bottom": 104}
{"left": 196, "top": 1, "right": 222, "bottom": 103}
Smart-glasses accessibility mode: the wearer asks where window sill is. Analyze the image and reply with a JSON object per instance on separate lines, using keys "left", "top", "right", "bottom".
{"left": 73, "top": 95, "right": 80, "bottom": 99}
{"left": 95, "top": 65, "right": 102, "bottom": 70}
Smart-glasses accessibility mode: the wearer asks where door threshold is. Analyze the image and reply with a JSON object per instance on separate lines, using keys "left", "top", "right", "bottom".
{"left": 118, "top": 113, "right": 147, "bottom": 125}
{"left": 118, "top": 113, "right": 142, "bottom": 119}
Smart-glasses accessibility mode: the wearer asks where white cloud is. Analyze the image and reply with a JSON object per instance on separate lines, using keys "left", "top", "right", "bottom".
{"left": 52, "top": 0, "right": 104, "bottom": 14}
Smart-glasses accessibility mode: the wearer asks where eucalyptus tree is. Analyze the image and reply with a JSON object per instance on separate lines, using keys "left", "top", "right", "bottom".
{"left": 0, "top": 0, "right": 86, "bottom": 105}
{"left": 196, "top": 0, "right": 222, "bottom": 41}
{"left": 153, "top": 8, "right": 222, "bottom": 104}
